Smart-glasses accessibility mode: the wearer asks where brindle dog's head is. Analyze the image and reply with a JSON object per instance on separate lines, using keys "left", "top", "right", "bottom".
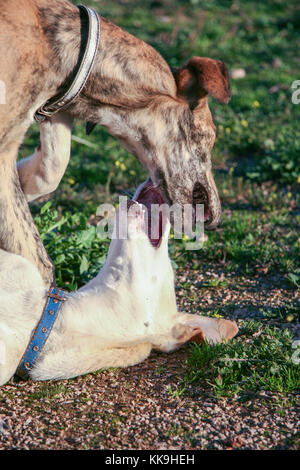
{"left": 82, "top": 59, "right": 230, "bottom": 231}
{"left": 161, "top": 56, "right": 231, "bottom": 230}
{"left": 64, "top": 16, "right": 230, "bottom": 229}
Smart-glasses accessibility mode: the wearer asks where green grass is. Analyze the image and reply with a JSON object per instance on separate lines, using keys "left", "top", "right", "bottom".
{"left": 169, "top": 206, "right": 300, "bottom": 284}
{"left": 20, "top": 0, "right": 300, "bottom": 399}
{"left": 185, "top": 322, "right": 299, "bottom": 400}
{"left": 34, "top": 201, "right": 109, "bottom": 289}
{"left": 26, "top": 383, "right": 70, "bottom": 402}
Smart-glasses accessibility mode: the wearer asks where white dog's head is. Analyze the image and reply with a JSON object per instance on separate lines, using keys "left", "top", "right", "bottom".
{"left": 103, "top": 179, "right": 173, "bottom": 289}
{"left": 112, "top": 178, "right": 171, "bottom": 249}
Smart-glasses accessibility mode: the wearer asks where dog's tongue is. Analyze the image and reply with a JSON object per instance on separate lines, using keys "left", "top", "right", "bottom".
{"left": 133, "top": 179, "right": 164, "bottom": 247}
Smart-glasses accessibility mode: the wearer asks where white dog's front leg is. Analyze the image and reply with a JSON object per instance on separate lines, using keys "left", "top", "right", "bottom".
{"left": 152, "top": 314, "right": 238, "bottom": 353}
{"left": 17, "top": 112, "right": 73, "bottom": 202}
{"left": 173, "top": 314, "right": 238, "bottom": 345}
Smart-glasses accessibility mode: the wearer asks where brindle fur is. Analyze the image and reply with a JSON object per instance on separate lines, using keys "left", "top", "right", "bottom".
{"left": 0, "top": 0, "right": 230, "bottom": 286}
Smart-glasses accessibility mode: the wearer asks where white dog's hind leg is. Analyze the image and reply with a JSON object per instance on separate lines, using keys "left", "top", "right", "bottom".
{"left": 17, "top": 112, "right": 73, "bottom": 202}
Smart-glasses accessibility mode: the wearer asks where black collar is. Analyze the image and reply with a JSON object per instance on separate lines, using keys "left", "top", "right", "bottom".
{"left": 34, "top": 4, "right": 100, "bottom": 123}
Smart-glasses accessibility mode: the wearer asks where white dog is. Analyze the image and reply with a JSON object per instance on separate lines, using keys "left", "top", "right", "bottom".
{"left": 0, "top": 115, "right": 237, "bottom": 385}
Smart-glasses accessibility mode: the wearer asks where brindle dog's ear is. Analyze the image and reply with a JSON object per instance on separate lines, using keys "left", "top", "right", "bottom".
{"left": 173, "top": 57, "right": 231, "bottom": 107}
{"left": 86, "top": 122, "right": 97, "bottom": 135}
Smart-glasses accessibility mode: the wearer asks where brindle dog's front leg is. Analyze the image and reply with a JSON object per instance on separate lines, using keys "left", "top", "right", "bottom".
{"left": 0, "top": 141, "right": 55, "bottom": 287}
{"left": 4, "top": 112, "right": 73, "bottom": 288}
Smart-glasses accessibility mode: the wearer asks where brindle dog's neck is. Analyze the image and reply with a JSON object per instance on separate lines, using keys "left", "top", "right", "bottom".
{"left": 35, "top": 0, "right": 184, "bottom": 182}
{"left": 35, "top": 0, "right": 177, "bottom": 115}
{"left": 34, "top": 0, "right": 84, "bottom": 102}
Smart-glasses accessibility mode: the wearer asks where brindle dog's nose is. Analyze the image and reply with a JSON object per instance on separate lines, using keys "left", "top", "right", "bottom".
{"left": 192, "top": 182, "right": 211, "bottom": 223}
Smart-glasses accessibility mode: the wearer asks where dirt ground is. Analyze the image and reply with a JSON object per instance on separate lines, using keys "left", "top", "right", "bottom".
{"left": 0, "top": 266, "right": 299, "bottom": 450}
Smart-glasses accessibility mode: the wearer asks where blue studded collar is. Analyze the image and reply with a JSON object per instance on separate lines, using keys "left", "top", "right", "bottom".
{"left": 16, "top": 286, "right": 68, "bottom": 380}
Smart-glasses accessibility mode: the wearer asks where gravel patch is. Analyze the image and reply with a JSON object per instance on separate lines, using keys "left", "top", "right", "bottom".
{"left": 0, "top": 350, "right": 298, "bottom": 450}
{"left": 0, "top": 266, "right": 299, "bottom": 450}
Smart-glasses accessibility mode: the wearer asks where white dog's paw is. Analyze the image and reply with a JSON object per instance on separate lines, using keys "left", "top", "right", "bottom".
{"left": 217, "top": 319, "right": 239, "bottom": 341}
{"left": 195, "top": 317, "right": 238, "bottom": 344}
{"left": 176, "top": 314, "right": 238, "bottom": 345}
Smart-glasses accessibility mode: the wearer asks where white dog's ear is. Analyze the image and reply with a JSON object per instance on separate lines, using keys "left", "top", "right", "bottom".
{"left": 197, "top": 318, "right": 238, "bottom": 344}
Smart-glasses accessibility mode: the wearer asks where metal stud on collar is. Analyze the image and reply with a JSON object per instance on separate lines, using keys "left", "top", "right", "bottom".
{"left": 15, "top": 287, "right": 68, "bottom": 380}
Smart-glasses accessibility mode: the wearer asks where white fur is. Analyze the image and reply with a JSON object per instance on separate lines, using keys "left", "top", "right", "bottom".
{"left": 0, "top": 115, "right": 237, "bottom": 385}
{"left": 17, "top": 113, "right": 73, "bottom": 202}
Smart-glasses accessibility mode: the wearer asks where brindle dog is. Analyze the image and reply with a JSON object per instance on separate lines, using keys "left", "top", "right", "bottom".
{"left": 0, "top": 0, "right": 231, "bottom": 287}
